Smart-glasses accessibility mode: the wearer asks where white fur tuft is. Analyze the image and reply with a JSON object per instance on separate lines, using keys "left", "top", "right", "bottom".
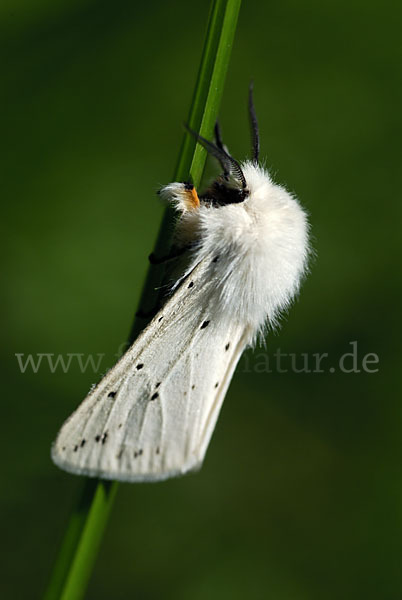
{"left": 165, "top": 162, "right": 310, "bottom": 342}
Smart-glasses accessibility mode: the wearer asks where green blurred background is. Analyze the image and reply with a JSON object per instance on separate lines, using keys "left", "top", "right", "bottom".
{"left": 1, "top": 0, "right": 401, "bottom": 598}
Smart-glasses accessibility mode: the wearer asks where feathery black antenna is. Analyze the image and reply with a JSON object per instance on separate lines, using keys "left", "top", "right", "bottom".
{"left": 185, "top": 124, "right": 247, "bottom": 189}
{"left": 214, "top": 121, "right": 229, "bottom": 178}
{"left": 214, "top": 121, "right": 225, "bottom": 151}
{"left": 248, "top": 81, "right": 260, "bottom": 164}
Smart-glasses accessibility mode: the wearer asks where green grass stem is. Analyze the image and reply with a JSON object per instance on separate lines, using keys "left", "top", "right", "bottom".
{"left": 43, "top": 1, "right": 241, "bottom": 598}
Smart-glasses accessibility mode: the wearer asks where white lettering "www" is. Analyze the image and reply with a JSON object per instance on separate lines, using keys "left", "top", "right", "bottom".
{"left": 15, "top": 353, "right": 105, "bottom": 374}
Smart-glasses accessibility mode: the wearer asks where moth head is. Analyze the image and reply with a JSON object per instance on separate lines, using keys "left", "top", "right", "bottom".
{"left": 186, "top": 83, "right": 261, "bottom": 208}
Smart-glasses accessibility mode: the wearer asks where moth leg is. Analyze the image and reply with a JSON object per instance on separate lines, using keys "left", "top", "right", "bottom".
{"left": 182, "top": 182, "right": 200, "bottom": 210}
{"left": 158, "top": 182, "right": 200, "bottom": 213}
{"left": 135, "top": 306, "right": 159, "bottom": 319}
{"left": 148, "top": 245, "right": 188, "bottom": 265}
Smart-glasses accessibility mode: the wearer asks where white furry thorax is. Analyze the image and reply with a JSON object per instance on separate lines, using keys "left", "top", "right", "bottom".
{"left": 160, "top": 161, "right": 309, "bottom": 341}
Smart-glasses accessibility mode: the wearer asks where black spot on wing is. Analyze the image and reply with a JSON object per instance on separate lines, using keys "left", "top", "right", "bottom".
{"left": 212, "top": 255, "right": 219, "bottom": 263}
{"left": 101, "top": 431, "right": 108, "bottom": 444}
{"left": 155, "top": 382, "right": 161, "bottom": 388}
{"left": 95, "top": 435, "right": 101, "bottom": 442}
{"left": 188, "top": 281, "right": 194, "bottom": 289}
{"left": 136, "top": 363, "right": 144, "bottom": 370}
{"left": 74, "top": 439, "right": 86, "bottom": 451}
{"left": 151, "top": 392, "right": 159, "bottom": 401}
{"left": 158, "top": 316, "right": 164, "bottom": 322}
{"left": 225, "top": 343, "right": 230, "bottom": 351}
{"left": 214, "top": 382, "right": 219, "bottom": 388}
{"left": 108, "top": 391, "right": 116, "bottom": 398}
{"left": 200, "top": 320, "right": 210, "bottom": 329}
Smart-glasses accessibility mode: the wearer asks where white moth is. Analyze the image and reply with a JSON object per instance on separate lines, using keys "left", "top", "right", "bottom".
{"left": 52, "top": 89, "right": 310, "bottom": 482}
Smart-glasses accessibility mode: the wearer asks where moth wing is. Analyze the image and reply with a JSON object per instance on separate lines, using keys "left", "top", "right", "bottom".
{"left": 52, "top": 259, "right": 250, "bottom": 482}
